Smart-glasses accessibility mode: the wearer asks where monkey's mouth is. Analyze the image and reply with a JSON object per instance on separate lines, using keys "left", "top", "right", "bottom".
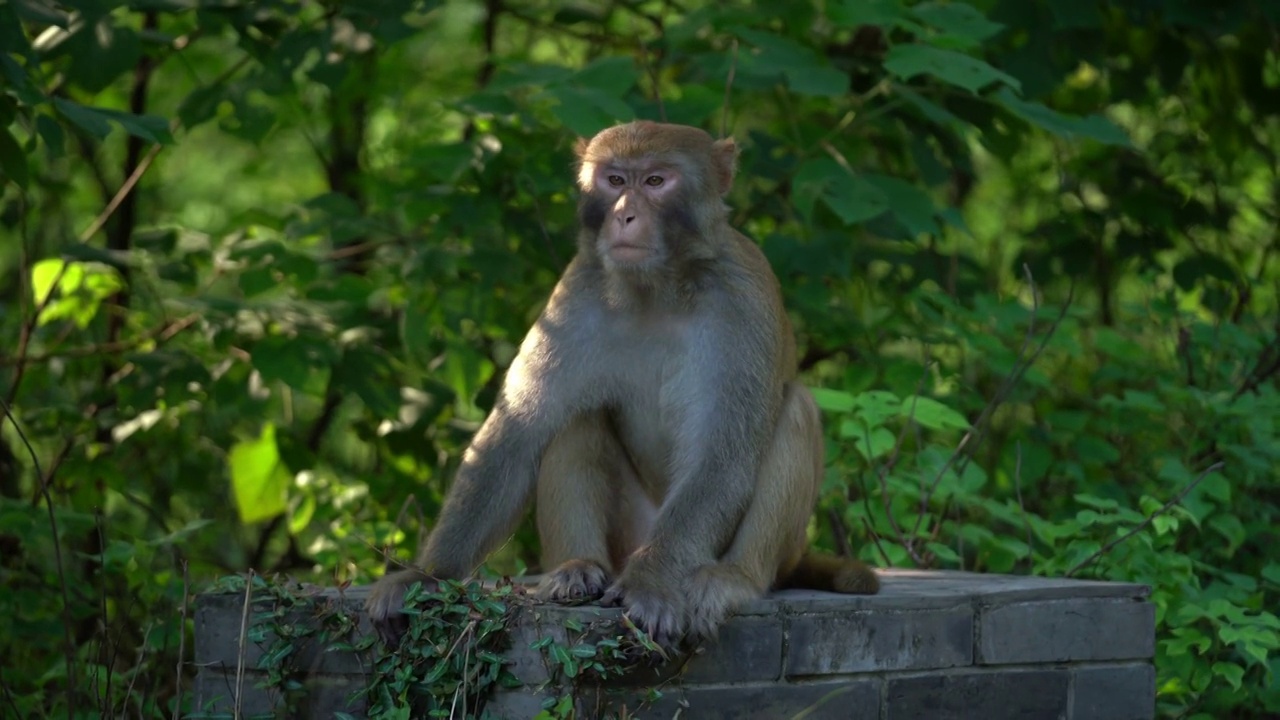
{"left": 609, "top": 243, "right": 653, "bottom": 262}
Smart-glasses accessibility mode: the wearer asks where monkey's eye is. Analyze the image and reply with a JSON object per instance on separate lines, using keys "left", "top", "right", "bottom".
{"left": 645, "top": 175, "right": 664, "bottom": 187}
{"left": 607, "top": 175, "right": 625, "bottom": 187}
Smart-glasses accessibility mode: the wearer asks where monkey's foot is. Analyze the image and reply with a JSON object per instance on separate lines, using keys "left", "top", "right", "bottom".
{"left": 365, "top": 568, "right": 436, "bottom": 647}
{"left": 683, "top": 563, "right": 762, "bottom": 642}
{"left": 601, "top": 570, "right": 688, "bottom": 648}
{"left": 536, "top": 559, "right": 612, "bottom": 603}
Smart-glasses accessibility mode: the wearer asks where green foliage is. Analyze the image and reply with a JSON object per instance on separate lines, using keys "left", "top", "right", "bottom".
{"left": 0, "top": 0, "right": 1277, "bottom": 717}
{"left": 364, "top": 580, "right": 519, "bottom": 719}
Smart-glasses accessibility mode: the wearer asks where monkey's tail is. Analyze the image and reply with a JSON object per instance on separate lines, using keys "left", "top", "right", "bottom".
{"left": 779, "top": 552, "right": 880, "bottom": 595}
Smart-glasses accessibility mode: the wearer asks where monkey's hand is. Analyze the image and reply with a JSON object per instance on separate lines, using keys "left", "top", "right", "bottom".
{"left": 600, "top": 554, "right": 688, "bottom": 648}
{"left": 365, "top": 567, "right": 436, "bottom": 647}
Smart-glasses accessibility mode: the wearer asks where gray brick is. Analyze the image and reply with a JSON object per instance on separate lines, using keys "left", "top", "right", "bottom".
{"left": 683, "top": 616, "right": 784, "bottom": 683}
{"left": 1072, "top": 663, "right": 1155, "bottom": 720}
{"left": 191, "top": 670, "right": 278, "bottom": 718}
{"left": 587, "top": 678, "right": 881, "bottom": 720}
{"left": 786, "top": 607, "right": 973, "bottom": 675}
{"left": 487, "top": 687, "right": 553, "bottom": 718}
{"left": 886, "top": 669, "right": 1069, "bottom": 720}
{"left": 193, "top": 591, "right": 371, "bottom": 674}
{"left": 978, "top": 599, "right": 1155, "bottom": 664}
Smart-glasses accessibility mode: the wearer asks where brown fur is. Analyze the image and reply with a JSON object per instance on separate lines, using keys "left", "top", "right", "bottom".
{"left": 365, "top": 121, "right": 878, "bottom": 648}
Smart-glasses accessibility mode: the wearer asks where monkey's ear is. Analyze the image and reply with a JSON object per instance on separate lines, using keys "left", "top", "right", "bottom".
{"left": 712, "top": 138, "right": 739, "bottom": 195}
{"left": 574, "top": 137, "right": 591, "bottom": 158}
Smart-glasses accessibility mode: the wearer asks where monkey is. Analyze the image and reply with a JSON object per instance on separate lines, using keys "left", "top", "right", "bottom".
{"left": 365, "top": 120, "right": 879, "bottom": 648}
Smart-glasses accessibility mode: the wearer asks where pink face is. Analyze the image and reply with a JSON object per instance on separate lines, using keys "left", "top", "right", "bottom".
{"left": 588, "top": 163, "right": 683, "bottom": 266}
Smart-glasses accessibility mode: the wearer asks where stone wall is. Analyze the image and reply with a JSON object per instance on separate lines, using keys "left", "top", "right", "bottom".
{"left": 193, "top": 569, "right": 1155, "bottom": 719}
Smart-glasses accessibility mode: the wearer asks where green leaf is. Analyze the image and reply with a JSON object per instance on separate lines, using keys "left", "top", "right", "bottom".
{"left": 829, "top": 0, "right": 924, "bottom": 33}
{"left": 178, "top": 85, "right": 226, "bottom": 129}
{"left": 36, "top": 114, "right": 65, "bottom": 156}
{"left": 1211, "top": 661, "right": 1244, "bottom": 691}
{"left": 252, "top": 336, "right": 319, "bottom": 389}
{"left": 228, "top": 423, "right": 291, "bottom": 524}
{"left": 11, "top": 0, "right": 69, "bottom": 27}
{"left": 811, "top": 387, "right": 857, "bottom": 413}
{"left": 852, "top": 426, "right": 896, "bottom": 461}
{"left": 1262, "top": 564, "right": 1280, "bottom": 586}
{"left": 734, "top": 29, "right": 849, "bottom": 97}
{"left": 96, "top": 107, "right": 173, "bottom": 144}
{"left": 785, "top": 66, "right": 849, "bottom": 97}
{"left": 863, "top": 173, "right": 939, "bottom": 237}
{"left": 900, "top": 396, "right": 969, "bottom": 430}
{"left": 912, "top": 2, "right": 1004, "bottom": 46}
{"left": 547, "top": 86, "right": 634, "bottom": 137}
{"left": 884, "top": 44, "right": 1020, "bottom": 94}
{"left": 993, "top": 88, "right": 1130, "bottom": 146}
{"left": 793, "top": 157, "right": 889, "bottom": 225}
{"left": 569, "top": 56, "right": 639, "bottom": 94}
{"left": 30, "top": 258, "right": 66, "bottom": 306}
{"left": 1073, "top": 493, "right": 1120, "bottom": 511}
{"left": 854, "top": 390, "right": 901, "bottom": 427}
{"left": 335, "top": 348, "right": 401, "bottom": 419}
{"left": 54, "top": 98, "right": 112, "bottom": 140}
{"left": 1172, "top": 253, "right": 1240, "bottom": 289}
{"left": 0, "top": 128, "right": 29, "bottom": 188}
{"left": 926, "top": 541, "right": 961, "bottom": 564}
{"left": 899, "top": 87, "right": 970, "bottom": 132}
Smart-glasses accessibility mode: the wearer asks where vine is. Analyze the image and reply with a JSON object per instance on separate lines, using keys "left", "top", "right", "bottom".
{"left": 200, "top": 574, "right": 679, "bottom": 719}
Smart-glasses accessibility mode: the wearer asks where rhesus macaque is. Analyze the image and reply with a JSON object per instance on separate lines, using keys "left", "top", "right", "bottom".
{"left": 366, "top": 120, "right": 879, "bottom": 647}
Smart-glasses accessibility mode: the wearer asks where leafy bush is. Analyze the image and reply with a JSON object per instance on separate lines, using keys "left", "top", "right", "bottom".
{"left": 1, "top": 0, "right": 1276, "bottom": 717}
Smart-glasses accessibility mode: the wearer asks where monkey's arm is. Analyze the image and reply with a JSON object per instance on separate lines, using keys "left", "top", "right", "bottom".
{"left": 416, "top": 319, "right": 584, "bottom": 577}
{"left": 367, "top": 284, "right": 597, "bottom": 643}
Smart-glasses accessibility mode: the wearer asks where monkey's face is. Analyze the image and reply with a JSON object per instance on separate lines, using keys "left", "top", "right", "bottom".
{"left": 575, "top": 122, "right": 739, "bottom": 273}
{"left": 581, "top": 162, "right": 684, "bottom": 269}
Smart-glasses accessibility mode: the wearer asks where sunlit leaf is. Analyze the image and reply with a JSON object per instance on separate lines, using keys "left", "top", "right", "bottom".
{"left": 811, "top": 387, "right": 856, "bottom": 413}
{"left": 900, "top": 395, "right": 969, "bottom": 430}
{"left": 228, "top": 423, "right": 291, "bottom": 524}
{"left": 852, "top": 426, "right": 895, "bottom": 461}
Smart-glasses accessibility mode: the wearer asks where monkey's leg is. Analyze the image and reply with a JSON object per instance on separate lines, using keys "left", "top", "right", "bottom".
{"left": 535, "top": 411, "right": 626, "bottom": 603}
{"left": 685, "top": 381, "right": 877, "bottom": 640}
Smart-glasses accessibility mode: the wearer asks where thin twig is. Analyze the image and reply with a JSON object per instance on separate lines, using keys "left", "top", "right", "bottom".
{"left": 122, "top": 622, "right": 154, "bottom": 711}
{"left": 720, "top": 39, "right": 738, "bottom": 138}
{"left": 826, "top": 507, "right": 851, "bottom": 557}
{"left": 911, "top": 267, "right": 1072, "bottom": 540}
{"left": 0, "top": 314, "right": 199, "bottom": 366}
{"left": 173, "top": 559, "right": 189, "bottom": 720}
{"left": 233, "top": 571, "right": 255, "bottom": 720}
{"left": 859, "top": 517, "right": 892, "bottom": 567}
{"left": 1013, "top": 441, "right": 1033, "bottom": 570}
{"left": 863, "top": 424, "right": 921, "bottom": 565}
{"left": 1066, "top": 462, "right": 1226, "bottom": 577}
{"left": 641, "top": 41, "right": 667, "bottom": 122}
{"left": 79, "top": 143, "right": 163, "bottom": 242}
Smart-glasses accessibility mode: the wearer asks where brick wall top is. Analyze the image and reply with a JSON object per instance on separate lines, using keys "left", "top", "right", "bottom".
{"left": 193, "top": 569, "right": 1156, "bottom": 719}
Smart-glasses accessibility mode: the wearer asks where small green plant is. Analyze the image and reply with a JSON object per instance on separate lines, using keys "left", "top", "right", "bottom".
{"left": 530, "top": 614, "right": 672, "bottom": 720}
{"left": 362, "top": 578, "right": 522, "bottom": 719}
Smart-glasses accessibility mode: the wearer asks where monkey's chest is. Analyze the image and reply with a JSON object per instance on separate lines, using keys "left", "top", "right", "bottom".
{"left": 610, "top": 386, "right": 683, "bottom": 500}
